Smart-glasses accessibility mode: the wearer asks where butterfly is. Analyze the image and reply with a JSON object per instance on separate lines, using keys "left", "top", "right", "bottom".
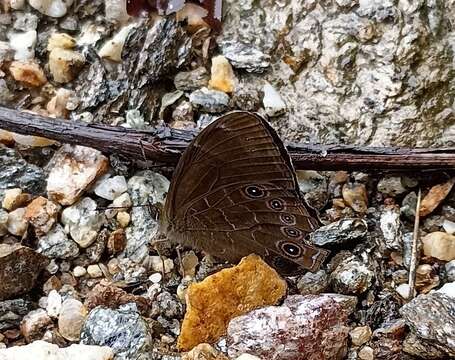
{"left": 162, "top": 111, "right": 329, "bottom": 275}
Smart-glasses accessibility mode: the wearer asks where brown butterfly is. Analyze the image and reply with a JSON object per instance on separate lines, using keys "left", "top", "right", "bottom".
{"left": 162, "top": 111, "right": 329, "bottom": 275}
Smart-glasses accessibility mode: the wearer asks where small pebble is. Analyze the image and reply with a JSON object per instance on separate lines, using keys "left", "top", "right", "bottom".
{"left": 6, "top": 207, "right": 28, "bottom": 236}
{"left": 117, "top": 211, "right": 130, "bottom": 228}
{"left": 396, "top": 283, "right": 411, "bottom": 299}
{"left": 73, "top": 266, "right": 87, "bottom": 277}
{"left": 150, "top": 256, "right": 175, "bottom": 274}
{"left": 358, "top": 346, "right": 374, "bottom": 360}
{"left": 9, "top": 60, "right": 47, "bottom": 87}
{"left": 2, "top": 188, "right": 32, "bottom": 211}
{"left": 87, "top": 264, "right": 103, "bottom": 278}
{"left": 342, "top": 183, "right": 368, "bottom": 213}
{"left": 349, "top": 325, "right": 372, "bottom": 346}
{"left": 262, "top": 83, "right": 286, "bottom": 117}
{"left": 422, "top": 232, "right": 455, "bottom": 261}
{"left": 208, "top": 55, "right": 236, "bottom": 93}
{"left": 46, "top": 290, "right": 62, "bottom": 318}
{"left": 58, "top": 299, "right": 87, "bottom": 341}
{"left": 149, "top": 273, "right": 162, "bottom": 284}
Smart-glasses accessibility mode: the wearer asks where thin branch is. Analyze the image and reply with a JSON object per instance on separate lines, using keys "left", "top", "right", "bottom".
{"left": 1, "top": 106, "right": 455, "bottom": 170}
{"left": 408, "top": 188, "right": 422, "bottom": 300}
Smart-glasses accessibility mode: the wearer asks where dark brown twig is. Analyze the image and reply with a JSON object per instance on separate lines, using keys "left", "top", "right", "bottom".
{"left": 1, "top": 106, "right": 455, "bottom": 170}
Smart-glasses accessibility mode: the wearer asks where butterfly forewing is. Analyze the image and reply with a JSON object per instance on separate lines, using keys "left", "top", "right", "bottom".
{"left": 164, "top": 111, "right": 329, "bottom": 274}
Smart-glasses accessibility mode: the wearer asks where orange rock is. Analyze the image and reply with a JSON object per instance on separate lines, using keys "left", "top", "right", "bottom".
{"left": 24, "top": 196, "right": 60, "bottom": 236}
{"left": 208, "top": 55, "right": 236, "bottom": 93}
{"left": 419, "top": 178, "right": 455, "bottom": 217}
{"left": 177, "top": 254, "right": 287, "bottom": 351}
{"left": 9, "top": 61, "right": 47, "bottom": 87}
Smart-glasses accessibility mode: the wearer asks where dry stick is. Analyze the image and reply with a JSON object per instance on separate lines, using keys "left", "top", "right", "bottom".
{"left": 408, "top": 188, "right": 422, "bottom": 300}
{"left": 2, "top": 106, "right": 455, "bottom": 170}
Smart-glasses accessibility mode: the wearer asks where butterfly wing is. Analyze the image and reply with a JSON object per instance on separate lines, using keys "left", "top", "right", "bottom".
{"left": 163, "top": 111, "right": 329, "bottom": 274}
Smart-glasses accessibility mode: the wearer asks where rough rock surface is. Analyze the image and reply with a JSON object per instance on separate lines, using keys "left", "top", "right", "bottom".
{"left": 400, "top": 292, "right": 455, "bottom": 358}
{"left": 0, "top": 245, "right": 48, "bottom": 301}
{"left": 220, "top": 0, "right": 455, "bottom": 147}
{"left": 80, "top": 303, "right": 152, "bottom": 360}
{"left": 226, "top": 294, "right": 350, "bottom": 360}
{"left": 178, "top": 254, "right": 287, "bottom": 351}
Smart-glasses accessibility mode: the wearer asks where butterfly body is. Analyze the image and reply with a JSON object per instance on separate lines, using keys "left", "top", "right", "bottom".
{"left": 163, "top": 111, "right": 329, "bottom": 275}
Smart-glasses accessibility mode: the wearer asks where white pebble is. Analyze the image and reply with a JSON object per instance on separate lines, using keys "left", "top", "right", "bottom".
{"left": 98, "top": 24, "right": 136, "bottom": 62}
{"left": 46, "top": 290, "right": 62, "bottom": 318}
{"left": 149, "top": 273, "right": 162, "bottom": 284}
{"left": 8, "top": 30, "right": 37, "bottom": 60}
{"left": 437, "top": 282, "right": 455, "bottom": 298}
{"left": 396, "top": 283, "right": 411, "bottom": 299}
{"left": 73, "top": 266, "right": 87, "bottom": 277}
{"left": 29, "top": 0, "right": 73, "bottom": 17}
{"left": 150, "top": 256, "right": 174, "bottom": 274}
{"left": 443, "top": 219, "right": 455, "bottom": 235}
{"left": 263, "top": 82, "right": 286, "bottom": 117}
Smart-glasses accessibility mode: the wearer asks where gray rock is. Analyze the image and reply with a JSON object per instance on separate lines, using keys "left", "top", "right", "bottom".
{"left": 189, "top": 88, "right": 230, "bottom": 113}
{"left": 151, "top": 291, "right": 184, "bottom": 319}
{"left": 219, "top": 41, "right": 270, "bottom": 72}
{"left": 174, "top": 67, "right": 209, "bottom": 91}
{"left": 13, "top": 12, "right": 39, "bottom": 31}
{"left": 61, "top": 197, "right": 105, "bottom": 248}
{"left": 0, "top": 145, "right": 46, "bottom": 194}
{"left": 80, "top": 303, "right": 153, "bottom": 360}
{"left": 401, "top": 191, "right": 417, "bottom": 219}
{"left": 37, "top": 224, "right": 80, "bottom": 259}
{"left": 297, "top": 270, "right": 329, "bottom": 295}
{"left": 0, "top": 299, "right": 32, "bottom": 331}
{"left": 330, "top": 257, "right": 374, "bottom": 295}
{"left": 445, "top": 260, "right": 455, "bottom": 282}
{"left": 377, "top": 176, "right": 408, "bottom": 196}
{"left": 124, "top": 171, "right": 169, "bottom": 263}
{"left": 311, "top": 218, "right": 368, "bottom": 247}
{"left": 400, "top": 292, "right": 455, "bottom": 358}
{"left": 226, "top": 295, "right": 350, "bottom": 360}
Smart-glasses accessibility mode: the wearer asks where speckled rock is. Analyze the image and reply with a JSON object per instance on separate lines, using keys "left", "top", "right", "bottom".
{"left": 189, "top": 87, "right": 230, "bottom": 113}
{"left": 37, "top": 224, "right": 79, "bottom": 259}
{"left": 174, "top": 67, "right": 209, "bottom": 91}
{"left": 0, "top": 299, "right": 33, "bottom": 331}
{"left": 123, "top": 171, "right": 169, "bottom": 263}
{"left": 400, "top": 292, "right": 455, "bottom": 358}
{"left": 61, "top": 197, "right": 105, "bottom": 248}
{"left": 311, "top": 218, "right": 368, "bottom": 247}
{"left": 377, "top": 176, "right": 408, "bottom": 196}
{"left": 80, "top": 303, "right": 152, "bottom": 360}
{"left": 379, "top": 206, "right": 402, "bottom": 250}
{"left": 47, "top": 145, "right": 109, "bottom": 206}
{"left": 178, "top": 254, "right": 287, "bottom": 351}
{"left": 297, "top": 270, "right": 329, "bottom": 295}
{"left": 0, "top": 244, "right": 48, "bottom": 301}
{"left": 0, "top": 145, "right": 46, "bottom": 194}
{"left": 92, "top": 175, "right": 128, "bottom": 201}
{"left": 330, "top": 257, "right": 374, "bottom": 295}
{"left": 0, "top": 340, "right": 114, "bottom": 359}
{"left": 226, "top": 294, "right": 350, "bottom": 360}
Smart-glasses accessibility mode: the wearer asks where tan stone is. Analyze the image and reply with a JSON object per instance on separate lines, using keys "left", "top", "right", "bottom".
{"left": 24, "top": 196, "right": 60, "bottom": 236}
{"left": 116, "top": 211, "right": 130, "bottom": 228}
{"left": 49, "top": 48, "right": 85, "bottom": 83}
{"left": 342, "top": 183, "right": 368, "bottom": 213}
{"left": 46, "top": 88, "right": 73, "bottom": 118}
{"left": 9, "top": 61, "right": 47, "bottom": 87}
{"left": 2, "top": 188, "right": 32, "bottom": 211}
{"left": 420, "top": 178, "right": 455, "bottom": 217}
{"left": 58, "top": 299, "right": 87, "bottom": 341}
{"left": 208, "top": 55, "right": 236, "bottom": 93}
{"left": 182, "top": 343, "right": 229, "bottom": 360}
{"left": 47, "top": 33, "right": 76, "bottom": 51}
{"left": 422, "top": 232, "right": 455, "bottom": 261}
{"left": 349, "top": 325, "right": 372, "bottom": 346}
{"left": 177, "top": 254, "right": 287, "bottom": 351}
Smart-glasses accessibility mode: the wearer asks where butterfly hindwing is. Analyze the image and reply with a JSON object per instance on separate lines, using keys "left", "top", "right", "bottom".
{"left": 163, "top": 111, "right": 329, "bottom": 274}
